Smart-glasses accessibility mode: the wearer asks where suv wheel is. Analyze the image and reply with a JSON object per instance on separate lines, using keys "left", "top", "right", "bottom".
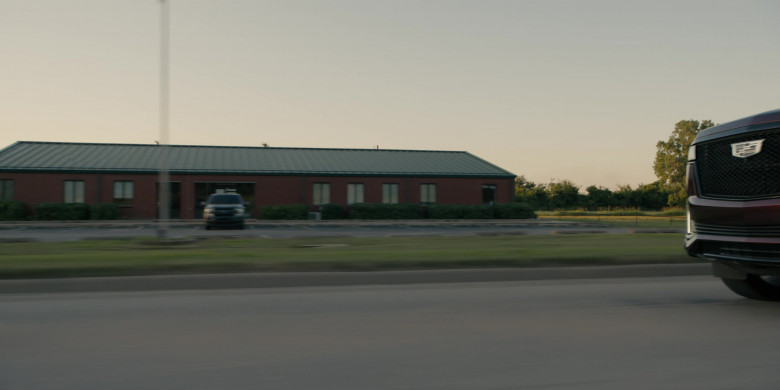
{"left": 721, "top": 275, "right": 780, "bottom": 301}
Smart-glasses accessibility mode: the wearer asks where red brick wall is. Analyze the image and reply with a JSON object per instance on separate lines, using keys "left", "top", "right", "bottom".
{"left": 0, "top": 172, "right": 514, "bottom": 219}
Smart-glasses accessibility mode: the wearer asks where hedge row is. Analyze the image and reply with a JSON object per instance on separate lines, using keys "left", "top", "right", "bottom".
{"left": 0, "top": 201, "right": 27, "bottom": 221}
{"left": 348, "top": 203, "right": 422, "bottom": 220}
{"left": 427, "top": 203, "right": 536, "bottom": 219}
{"left": 1, "top": 201, "right": 536, "bottom": 221}
{"left": 89, "top": 203, "right": 120, "bottom": 220}
{"left": 33, "top": 203, "right": 119, "bottom": 221}
{"left": 320, "top": 204, "right": 344, "bottom": 220}
{"left": 489, "top": 203, "right": 538, "bottom": 219}
{"left": 0, "top": 202, "right": 123, "bottom": 221}
{"left": 258, "top": 204, "right": 310, "bottom": 220}
{"left": 427, "top": 204, "right": 493, "bottom": 219}
{"left": 258, "top": 203, "right": 536, "bottom": 220}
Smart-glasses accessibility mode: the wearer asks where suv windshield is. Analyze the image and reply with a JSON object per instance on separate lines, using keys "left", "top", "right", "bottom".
{"left": 207, "top": 194, "right": 242, "bottom": 205}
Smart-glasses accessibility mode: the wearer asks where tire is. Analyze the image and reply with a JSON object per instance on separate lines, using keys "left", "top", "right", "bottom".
{"left": 721, "top": 275, "right": 780, "bottom": 301}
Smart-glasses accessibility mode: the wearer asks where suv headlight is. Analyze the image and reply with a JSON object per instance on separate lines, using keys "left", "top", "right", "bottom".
{"left": 686, "top": 203, "right": 694, "bottom": 235}
{"left": 687, "top": 144, "right": 696, "bottom": 161}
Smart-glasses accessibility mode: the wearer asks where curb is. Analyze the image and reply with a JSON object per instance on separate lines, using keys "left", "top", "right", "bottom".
{"left": 0, "top": 264, "right": 711, "bottom": 294}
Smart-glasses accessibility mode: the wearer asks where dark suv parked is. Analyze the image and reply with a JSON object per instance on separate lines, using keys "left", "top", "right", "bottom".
{"left": 686, "top": 108, "right": 780, "bottom": 300}
{"left": 203, "top": 193, "right": 247, "bottom": 230}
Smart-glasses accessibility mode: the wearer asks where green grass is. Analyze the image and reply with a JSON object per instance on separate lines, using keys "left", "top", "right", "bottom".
{"left": 0, "top": 234, "right": 695, "bottom": 279}
{"left": 536, "top": 212, "right": 685, "bottom": 229}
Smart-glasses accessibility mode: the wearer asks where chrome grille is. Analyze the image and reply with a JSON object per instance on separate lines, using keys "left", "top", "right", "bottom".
{"left": 696, "top": 129, "right": 780, "bottom": 199}
{"left": 701, "top": 242, "right": 780, "bottom": 261}
{"left": 695, "top": 223, "right": 780, "bottom": 238}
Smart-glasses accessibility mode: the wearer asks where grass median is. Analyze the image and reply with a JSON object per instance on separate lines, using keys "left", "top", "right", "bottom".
{"left": 0, "top": 233, "right": 696, "bottom": 279}
{"left": 538, "top": 214, "right": 686, "bottom": 229}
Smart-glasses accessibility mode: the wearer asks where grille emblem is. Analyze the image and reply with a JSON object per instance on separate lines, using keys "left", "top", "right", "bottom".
{"left": 731, "top": 139, "right": 764, "bottom": 158}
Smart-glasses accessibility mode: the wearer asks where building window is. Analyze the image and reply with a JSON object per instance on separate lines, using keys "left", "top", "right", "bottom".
{"left": 482, "top": 184, "right": 497, "bottom": 205}
{"left": 0, "top": 180, "right": 13, "bottom": 201}
{"left": 347, "top": 183, "right": 364, "bottom": 205}
{"left": 113, "top": 181, "right": 134, "bottom": 204}
{"left": 64, "top": 181, "right": 85, "bottom": 203}
{"left": 313, "top": 183, "right": 331, "bottom": 205}
{"left": 382, "top": 183, "right": 399, "bottom": 204}
{"left": 420, "top": 184, "right": 437, "bottom": 203}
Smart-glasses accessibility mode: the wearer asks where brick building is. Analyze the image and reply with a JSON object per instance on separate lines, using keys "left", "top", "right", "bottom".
{"left": 0, "top": 141, "right": 516, "bottom": 219}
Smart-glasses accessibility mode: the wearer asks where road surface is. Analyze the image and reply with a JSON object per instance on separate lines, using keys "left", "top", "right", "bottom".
{"left": 2, "top": 275, "right": 778, "bottom": 390}
{"left": 0, "top": 221, "right": 658, "bottom": 242}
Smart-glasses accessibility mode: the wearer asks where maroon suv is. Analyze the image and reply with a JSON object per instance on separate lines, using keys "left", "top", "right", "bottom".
{"left": 686, "top": 108, "right": 780, "bottom": 300}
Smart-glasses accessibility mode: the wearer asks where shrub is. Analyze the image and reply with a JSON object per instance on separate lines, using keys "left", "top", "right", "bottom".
{"left": 427, "top": 204, "right": 493, "bottom": 219}
{"left": 549, "top": 209, "right": 651, "bottom": 217}
{"left": 259, "top": 204, "right": 309, "bottom": 220}
{"left": 320, "top": 204, "right": 344, "bottom": 220}
{"left": 661, "top": 208, "right": 685, "bottom": 217}
{"left": 90, "top": 203, "right": 119, "bottom": 220}
{"left": 493, "top": 203, "right": 536, "bottom": 219}
{"left": 34, "top": 203, "right": 89, "bottom": 220}
{"left": 0, "top": 201, "right": 27, "bottom": 221}
{"left": 348, "top": 203, "right": 422, "bottom": 220}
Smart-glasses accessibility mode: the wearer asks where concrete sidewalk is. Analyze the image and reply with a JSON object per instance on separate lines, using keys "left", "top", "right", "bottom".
{"left": 0, "top": 264, "right": 711, "bottom": 294}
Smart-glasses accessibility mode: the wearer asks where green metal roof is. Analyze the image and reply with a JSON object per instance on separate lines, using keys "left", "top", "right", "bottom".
{"left": 0, "top": 142, "right": 515, "bottom": 178}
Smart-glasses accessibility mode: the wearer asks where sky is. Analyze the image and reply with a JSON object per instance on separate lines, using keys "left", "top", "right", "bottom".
{"left": 2, "top": 0, "right": 779, "bottom": 189}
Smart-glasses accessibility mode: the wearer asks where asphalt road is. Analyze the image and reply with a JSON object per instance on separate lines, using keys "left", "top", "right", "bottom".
{"left": 0, "top": 220, "right": 657, "bottom": 242}
{"left": 2, "top": 275, "right": 777, "bottom": 390}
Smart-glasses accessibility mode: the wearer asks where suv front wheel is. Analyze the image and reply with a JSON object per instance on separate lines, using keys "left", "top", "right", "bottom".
{"left": 721, "top": 275, "right": 780, "bottom": 301}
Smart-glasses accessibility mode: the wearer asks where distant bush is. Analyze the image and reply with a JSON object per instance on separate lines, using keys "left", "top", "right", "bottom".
{"left": 34, "top": 203, "right": 89, "bottom": 220}
{"left": 492, "top": 203, "right": 536, "bottom": 219}
{"left": 256, "top": 203, "right": 538, "bottom": 220}
{"left": 427, "top": 204, "right": 493, "bottom": 219}
{"left": 90, "top": 203, "right": 119, "bottom": 220}
{"left": 553, "top": 210, "right": 648, "bottom": 217}
{"left": 661, "top": 208, "right": 685, "bottom": 217}
{"left": 258, "top": 204, "right": 309, "bottom": 220}
{"left": 320, "top": 204, "right": 344, "bottom": 220}
{"left": 516, "top": 177, "right": 674, "bottom": 211}
{"left": 348, "top": 203, "right": 422, "bottom": 220}
{"left": 0, "top": 201, "right": 27, "bottom": 221}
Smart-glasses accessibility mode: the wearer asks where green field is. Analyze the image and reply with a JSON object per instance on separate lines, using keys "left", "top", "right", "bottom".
{"left": 0, "top": 233, "right": 695, "bottom": 279}
{"left": 537, "top": 212, "right": 686, "bottom": 229}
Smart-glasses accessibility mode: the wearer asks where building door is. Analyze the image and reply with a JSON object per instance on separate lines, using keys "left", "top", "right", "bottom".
{"left": 156, "top": 182, "right": 181, "bottom": 219}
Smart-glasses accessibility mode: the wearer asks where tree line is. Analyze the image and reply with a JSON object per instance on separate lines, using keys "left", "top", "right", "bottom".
{"left": 515, "top": 118, "right": 714, "bottom": 211}
{"left": 514, "top": 177, "right": 672, "bottom": 211}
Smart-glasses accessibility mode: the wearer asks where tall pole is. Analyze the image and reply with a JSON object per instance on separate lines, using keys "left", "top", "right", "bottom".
{"left": 157, "top": 0, "right": 170, "bottom": 239}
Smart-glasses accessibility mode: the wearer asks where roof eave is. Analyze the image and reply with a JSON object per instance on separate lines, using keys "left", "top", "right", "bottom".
{"left": 0, "top": 167, "right": 515, "bottom": 179}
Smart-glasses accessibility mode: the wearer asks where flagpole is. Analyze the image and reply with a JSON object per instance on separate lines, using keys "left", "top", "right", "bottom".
{"left": 157, "top": 0, "right": 170, "bottom": 239}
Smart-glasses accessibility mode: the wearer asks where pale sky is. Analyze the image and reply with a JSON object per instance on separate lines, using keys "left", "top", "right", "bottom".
{"left": 2, "top": 0, "right": 778, "bottom": 189}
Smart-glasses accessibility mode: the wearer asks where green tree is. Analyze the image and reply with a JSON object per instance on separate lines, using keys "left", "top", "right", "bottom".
{"left": 514, "top": 176, "right": 549, "bottom": 210}
{"left": 612, "top": 184, "right": 636, "bottom": 209}
{"left": 654, "top": 119, "right": 714, "bottom": 207}
{"left": 634, "top": 182, "right": 670, "bottom": 210}
{"left": 547, "top": 179, "right": 581, "bottom": 210}
{"left": 584, "top": 185, "right": 613, "bottom": 210}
